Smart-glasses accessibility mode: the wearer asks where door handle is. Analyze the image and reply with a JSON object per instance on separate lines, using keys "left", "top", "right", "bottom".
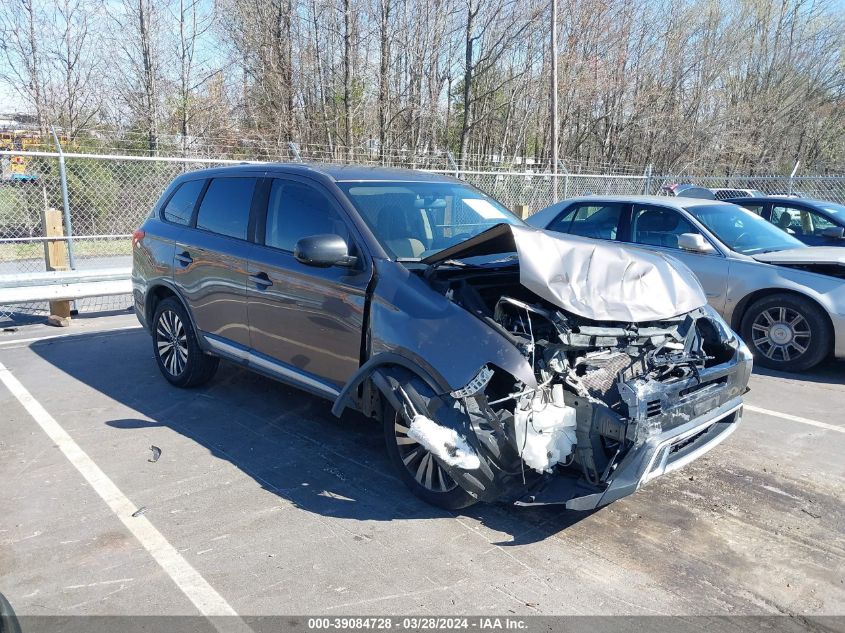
{"left": 175, "top": 251, "right": 193, "bottom": 266}
{"left": 249, "top": 272, "right": 273, "bottom": 288}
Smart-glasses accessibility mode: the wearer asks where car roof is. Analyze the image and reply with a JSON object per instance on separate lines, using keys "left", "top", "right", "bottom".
{"left": 176, "top": 162, "right": 460, "bottom": 183}
{"left": 725, "top": 196, "right": 840, "bottom": 208}
{"left": 557, "top": 195, "right": 725, "bottom": 209}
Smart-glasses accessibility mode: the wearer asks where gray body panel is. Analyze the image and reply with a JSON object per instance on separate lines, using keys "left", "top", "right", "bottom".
{"left": 133, "top": 171, "right": 752, "bottom": 510}
{"left": 133, "top": 163, "right": 536, "bottom": 403}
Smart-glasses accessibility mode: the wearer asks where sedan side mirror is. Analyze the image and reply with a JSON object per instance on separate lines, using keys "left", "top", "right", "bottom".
{"left": 678, "top": 233, "right": 716, "bottom": 254}
{"left": 294, "top": 234, "right": 357, "bottom": 268}
{"left": 821, "top": 226, "right": 845, "bottom": 240}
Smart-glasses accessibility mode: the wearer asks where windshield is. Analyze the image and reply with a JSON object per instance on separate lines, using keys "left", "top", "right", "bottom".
{"left": 820, "top": 202, "right": 845, "bottom": 220}
{"left": 684, "top": 203, "right": 805, "bottom": 255}
{"left": 338, "top": 181, "right": 522, "bottom": 260}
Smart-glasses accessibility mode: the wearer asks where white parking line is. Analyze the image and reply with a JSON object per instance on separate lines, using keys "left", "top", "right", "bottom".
{"left": 0, "top": 325, "right": 142, "bottom": 348}
{"left": 0, "top": 360, "right": 250, "bottom": 629}
{"left": 745, "top": 404, "right": 845, "bottom": 434}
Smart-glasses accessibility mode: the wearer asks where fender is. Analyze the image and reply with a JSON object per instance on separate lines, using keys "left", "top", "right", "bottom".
{"left": 331, "top": 351, "right": 451, "bottom": 417}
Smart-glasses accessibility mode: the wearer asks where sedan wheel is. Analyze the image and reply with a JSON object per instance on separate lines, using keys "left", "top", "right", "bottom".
{"left": 741, "top": 294, "right": 830, "bottom": 372}
{"left": 750, "top": 306, "right": 811, "bottom": 364}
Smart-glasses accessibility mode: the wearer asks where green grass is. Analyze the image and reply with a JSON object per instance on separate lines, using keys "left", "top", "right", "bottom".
{"left": 0, "top": 239, "right": 131, "bottom": 262}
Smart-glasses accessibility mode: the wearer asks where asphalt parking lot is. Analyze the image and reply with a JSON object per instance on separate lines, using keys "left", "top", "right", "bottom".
{"left": 1, "top": 314, "right": 843, "bottom": 619}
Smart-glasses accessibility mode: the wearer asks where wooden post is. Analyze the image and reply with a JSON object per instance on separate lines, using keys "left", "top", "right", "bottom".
{"left": 515, "top": 204, "right": 530, "bottom": 220}
{"left": 41, "top": 206, "right": 72, "bottom": 324}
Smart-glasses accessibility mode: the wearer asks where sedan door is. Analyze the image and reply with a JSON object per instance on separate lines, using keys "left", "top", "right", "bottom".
{"left": 624, "top": 203, "right": 731, "bottom": 314}
{"left": 246, "top": 177, "right": 372, "bottom": 396}
{"left": 172, "top": 174, "right": 260, "bottom": 349}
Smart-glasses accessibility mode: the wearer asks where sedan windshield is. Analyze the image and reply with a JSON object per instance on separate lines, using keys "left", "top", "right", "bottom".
{"left": 684, "top": 203, "right": 805, "bottom": 255}
{"left": 820, "top": 202, "right": 845, "bottom": 220}
{"left": 338, "top": 181, "right": 522, "bottom": 260}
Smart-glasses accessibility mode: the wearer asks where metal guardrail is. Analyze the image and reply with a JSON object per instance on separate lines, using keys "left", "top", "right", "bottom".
{"left": 0, "top": 268, "right": 131, "bottom": 303}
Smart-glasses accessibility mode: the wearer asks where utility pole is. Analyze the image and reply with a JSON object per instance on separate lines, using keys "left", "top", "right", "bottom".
{"left": 550, "top": 0, "right": 559, "bottom": 200}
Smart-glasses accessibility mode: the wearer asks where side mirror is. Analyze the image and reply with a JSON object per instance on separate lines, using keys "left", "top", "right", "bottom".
{"left": 294, "top": 234, "right": 357, "bottom": 268}
{"left": 821, "top": 226, "right": 845, "bottom": 239}
{"left": 678, "top": 233, "right": 716, "bottom": 254}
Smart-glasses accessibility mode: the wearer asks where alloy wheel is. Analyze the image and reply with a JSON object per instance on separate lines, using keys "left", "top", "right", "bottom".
{"left": 750, "top": 306, "right": 811, "bottom": 363}
{"left": 156, "top": 309, "right": 189, "bottom": 376}
{"left": 393, "top": 415, "right": 459, "bottom": 493}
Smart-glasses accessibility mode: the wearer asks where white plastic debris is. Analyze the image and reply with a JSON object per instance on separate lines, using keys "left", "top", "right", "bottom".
{"left": 407, "top": 414, "right": 481, "bottom": 470}
{"left": 514, "top": 384, "right": 577, "bottom": 473}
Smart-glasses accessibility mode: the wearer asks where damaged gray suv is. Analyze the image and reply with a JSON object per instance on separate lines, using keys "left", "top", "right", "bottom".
{"left": 133, "top": 164, "right": 752, "bottom": 510}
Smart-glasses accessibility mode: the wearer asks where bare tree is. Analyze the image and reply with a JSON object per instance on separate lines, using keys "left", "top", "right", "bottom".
{"left": 0, "top": 0, "right": 49, "bottom": 135}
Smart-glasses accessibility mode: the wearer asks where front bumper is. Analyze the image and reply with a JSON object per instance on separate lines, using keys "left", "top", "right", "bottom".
{"left": 569, "top": 398, "right": 742, "bottom": 510}
{"left": 515, "top": 339, "right": 753, "bottom": 509}
{"left": 830, "top": 310, "right": 845, "bottom": 359}
{"left": 514, "top": 398, "right": 743, "bottom": 509}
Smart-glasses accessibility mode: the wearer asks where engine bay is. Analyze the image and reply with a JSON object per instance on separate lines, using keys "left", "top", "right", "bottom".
{"left": 425, "top": 266, "right": 740, "bottom": 494}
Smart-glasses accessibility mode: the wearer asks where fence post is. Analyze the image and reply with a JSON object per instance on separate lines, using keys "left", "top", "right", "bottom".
{"left": 51, "top": 126, "right": 76, "bottom": 270}
{"left": 788, "top": 160, "right": 800, "bottom": 196}
{"left": 288, "top": 142, "right": 303, "bottom": 163}
{"left": 40, "top": 204, "right": 72, "bottom": 325}
{"left": 447, "top": 150, "right": 460, "bottom": 179}
{"left": 644, "top": 163, "right": 653, "bottom": 194}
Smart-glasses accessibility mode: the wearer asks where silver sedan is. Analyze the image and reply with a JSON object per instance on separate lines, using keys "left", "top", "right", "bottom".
{"left": 527, "top": 195, "right": 845, "bottom": 372}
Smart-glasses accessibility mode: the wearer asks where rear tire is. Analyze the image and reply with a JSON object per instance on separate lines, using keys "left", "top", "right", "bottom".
{"left": 151, "top": 297, "right": 219, "bottom": 387}
{"left": 383, "top": 402, "right": 477, "bottom": 510}
{"left": 740, "top": 293, "right": 830, "bottom": 372}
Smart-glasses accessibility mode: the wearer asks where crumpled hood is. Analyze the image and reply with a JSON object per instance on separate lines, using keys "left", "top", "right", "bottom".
{"left": 511, "top": 226, "right": 706, "bottom": 322}
{"left": 422, "top": 224, "right": 707, "bottom": 322}
{"left": 752, "top": 247, "right": 845, "bottom": 267}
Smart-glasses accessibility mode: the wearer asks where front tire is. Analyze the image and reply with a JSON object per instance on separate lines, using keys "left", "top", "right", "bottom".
{"left": 383, "top": 403, "right": 477, "bottom": 510}
{"left": 741, "top": 294, "right": 830, "bottom": 372}
{"left": 152, "top": 297, "right": 219, "bottom": 387}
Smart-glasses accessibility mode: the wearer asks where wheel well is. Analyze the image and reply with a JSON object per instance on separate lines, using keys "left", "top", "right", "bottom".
{"left": 146, "top": 285, "right": 179, "bottom": 326}
{"left": 732, "top": 288, "right": 834, "bottom": 340}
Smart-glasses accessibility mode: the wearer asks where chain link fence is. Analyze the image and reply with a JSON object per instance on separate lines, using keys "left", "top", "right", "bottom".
{"left": 2, "top": 150, "right": 845, "bottom": 323}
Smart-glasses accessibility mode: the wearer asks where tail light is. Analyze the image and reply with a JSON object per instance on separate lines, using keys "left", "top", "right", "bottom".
{"left": 132, "top": 229, "right": 145, "bottom": 247}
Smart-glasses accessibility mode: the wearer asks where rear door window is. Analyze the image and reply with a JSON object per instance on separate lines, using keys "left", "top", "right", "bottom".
{"left": 630, "top": 204, "right": 701, "bottom": 249}
{"left": 162, "top": 179, "right": 204, "bottom": 225}
{"left": 548, "top": 202, "right": 624, "bottom": 240}
{"left": 195, "top": 177, "right": 257, "bottom": 240}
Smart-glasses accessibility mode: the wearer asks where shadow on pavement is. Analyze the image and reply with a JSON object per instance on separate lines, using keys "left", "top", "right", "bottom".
{"left": 751, "top": 357, "right": 845, "bottom": 386}
{"left": 30, "top": 328, "right": 593, "bottom": 545}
